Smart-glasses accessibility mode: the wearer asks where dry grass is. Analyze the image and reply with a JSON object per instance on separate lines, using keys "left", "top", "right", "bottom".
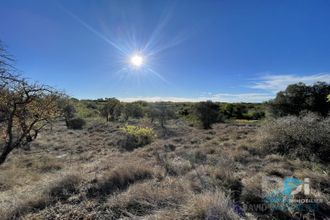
{"left": 0, "top": 167, "right": 40, "bottom": 192}
{"left": 1, "top": 174, "right": 81, "bottom": 220}
{"left": 263, "top": 162, "right": 293, "bottom": 178}
{"left": 0, "top": 155, "right": 62, "bottom": 192}
{"left": 241, "top": 175, "right": 264, "bottom": 205}
{"left": 180, "top": 190, "right": 240, "bottom": 220}
{"left": 1, "top": 120, "right": 328, "bottom": 219}
{"left": 86, "top": 163, "right": 154, "bottom": 198}
{"left": 164, "top": 156, "right": 192, "bottom": 176}
{"left": 107, "top": 177, "right": 190, "bottom": 218}
{"left": 16, "top": 155, "right": 63, "bottom": 173}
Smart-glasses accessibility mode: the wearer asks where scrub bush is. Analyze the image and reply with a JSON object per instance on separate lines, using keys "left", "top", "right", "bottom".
{"left": 67, "top": 118, "right": 86, "bottom": 130}
{"left": 258, "top": 113, "right": 330, "bottom": 162}
{"left": 120, "top": 125, "right": 156, "bottom": 151}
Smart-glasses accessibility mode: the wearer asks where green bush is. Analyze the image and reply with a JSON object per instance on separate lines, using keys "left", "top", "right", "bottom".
{"left": 242, "top": 110, "right": 265, "bottom": 120}
{"left": 258, "top": 113, "right": 330, "bottom": 162}
{"left": 249, "top": 110, "right": 265, "bottom": 120}
{"left": 67, "top": 118, "right": 86, "bottom": 130}
{"left": 100, "top": 98, "right": 121, "bottom": 121}
{"left": 62, "top": 103, "right": 76, "bottom": 126}
{"left": 120, "top": 125, "right": 156, "bottom": 151}
{"left": 122, "top": 102, "right": 144, "bottom": 120}
{"left": 219, "top": 103, "right": 266, "bottom": 120}
{"left": 195, "top": 101, "right": 220, "bottom": 129}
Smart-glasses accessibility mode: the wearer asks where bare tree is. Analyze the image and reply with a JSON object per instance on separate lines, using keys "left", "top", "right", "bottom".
{"left": 0, "top": 43, "right": 62, "bottom": 164}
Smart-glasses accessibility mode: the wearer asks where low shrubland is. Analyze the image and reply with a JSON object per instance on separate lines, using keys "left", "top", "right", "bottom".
{"left": 1, "top": 119, "right": 328, "bottom": 219}
{"left": 257, "top": 113, "right": 330, "bottom": 162}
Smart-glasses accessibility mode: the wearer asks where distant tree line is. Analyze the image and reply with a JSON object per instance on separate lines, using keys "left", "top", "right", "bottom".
{"left": 60, "top": 81, "right": 330, "bottom": 132}
{"left": 269, "top": 82, "right": 330, "bottom": 117}
{"left": 61, "top": 96, "right": 268, "bottom": 130}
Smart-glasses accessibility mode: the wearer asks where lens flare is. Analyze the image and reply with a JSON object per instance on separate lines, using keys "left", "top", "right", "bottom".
{"left": 60, "top": 3, "right": 185, "bottom": 83}
{"left": 130, "top": 54, "right": 144, "bottom": 67}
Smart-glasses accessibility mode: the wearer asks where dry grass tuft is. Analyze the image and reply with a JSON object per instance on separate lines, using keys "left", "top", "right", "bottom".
{"left": 18, "top": 155, "right": 63, "bottom": 173}
{"left": 263, "top": 162, "right": 293, "bottom": 178}
{"left": 186, "top": 165, "right": 215, "bottom": 193}
{"left": 181, "top": 190, "right": 240, "bottom": 220}
{"left": 45, "top": 174, "right": 81, "bottom": 201}
{"left": 1, "top": 174, "right": 81, "bottom": 220}
{"left": 211, "top": 167, "right": 242, "bottom": 202}
{"left": 107, "top": 177, "right": 190, "bottom": 218}
{"left": 0, "top": 155, "right": 62, "bottom": 192}
{"left": 241, "top": 175, "right": 263, "bottom": 205}
{"left": 87, "top": 164, "right": 154, "bottom": 197}
{"left": 0, "top": 167, "right": 40, "bottom": 192}
{"left": 157, "top": 154, "right": 192, "bottom": 176}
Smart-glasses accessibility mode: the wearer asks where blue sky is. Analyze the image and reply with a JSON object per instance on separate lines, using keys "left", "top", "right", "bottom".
{"left": 1, "top": 0, "right": 330, "bottom": 102}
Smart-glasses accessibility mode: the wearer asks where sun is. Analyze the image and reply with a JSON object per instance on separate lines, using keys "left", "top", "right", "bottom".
{"left": 130, "top": 54, "right": 144, "bottom": 67}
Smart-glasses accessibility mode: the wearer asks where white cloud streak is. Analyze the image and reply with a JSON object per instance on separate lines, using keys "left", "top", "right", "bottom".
{"left": 251, "top": 73, "right": 330, "bottom": 93}
{"left": 120, "top": 73, "right": 330, "bottom": 103}
{"left": 119, "top": 93, "right": 273, "bottom": 103}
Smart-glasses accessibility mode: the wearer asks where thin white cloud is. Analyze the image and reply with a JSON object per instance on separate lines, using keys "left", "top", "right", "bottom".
{"left": 209, "top": 93, "right": 274, "bottom": 103}
{"left": 120, "top": 73, "right": 330, "bottom": 103}
{"left": 251, "top": 73, "right": 330, "bottom": 93}
{"left": 119, "top": 96, "right": 199, "bottom": 102}
{"left": 119, "top": 93, "right": 273, "bottom": 103}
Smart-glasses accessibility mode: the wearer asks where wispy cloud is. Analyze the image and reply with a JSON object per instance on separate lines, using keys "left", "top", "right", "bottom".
{"left": 119, "top": 96, "right": 198, "bottom": 102}
{"left": 119, "top": 93, "right": 273, "bottom": 103}
{"left": 208, "top": 93, "right": 274, "bottom": 103}
{"left": 251, "top": 73, "right": 330, "bottom": 93}
{"left": 120, "top": 73, "right": 330, "bottom": 103}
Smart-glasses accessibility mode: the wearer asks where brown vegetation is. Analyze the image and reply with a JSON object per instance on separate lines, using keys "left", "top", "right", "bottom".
{"left": 0, "top": 118, "right": 328, "bottom": 219}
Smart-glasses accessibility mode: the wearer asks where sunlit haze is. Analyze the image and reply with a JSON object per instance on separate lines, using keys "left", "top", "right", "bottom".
{"left": 130, "top": 54, "right": 144, "bottom": 68}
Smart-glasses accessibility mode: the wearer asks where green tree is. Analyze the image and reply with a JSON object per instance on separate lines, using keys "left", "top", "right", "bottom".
{"left": 309, "top": 82, "right": 330, "bottom": 116}
{"left": 195, "top": 101, "right": 219, "bottom": 129}
{"left": 62, "top": 102, "right": 76, "bottom": 126}
{"left": 100, "top": 98, "right": 120, "bottom": 121}
{"left": 270, "top": 82, "right": 330, "bottom": 117}
{"left": 122, "top": 102, "right": 144, "bottom": 121}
